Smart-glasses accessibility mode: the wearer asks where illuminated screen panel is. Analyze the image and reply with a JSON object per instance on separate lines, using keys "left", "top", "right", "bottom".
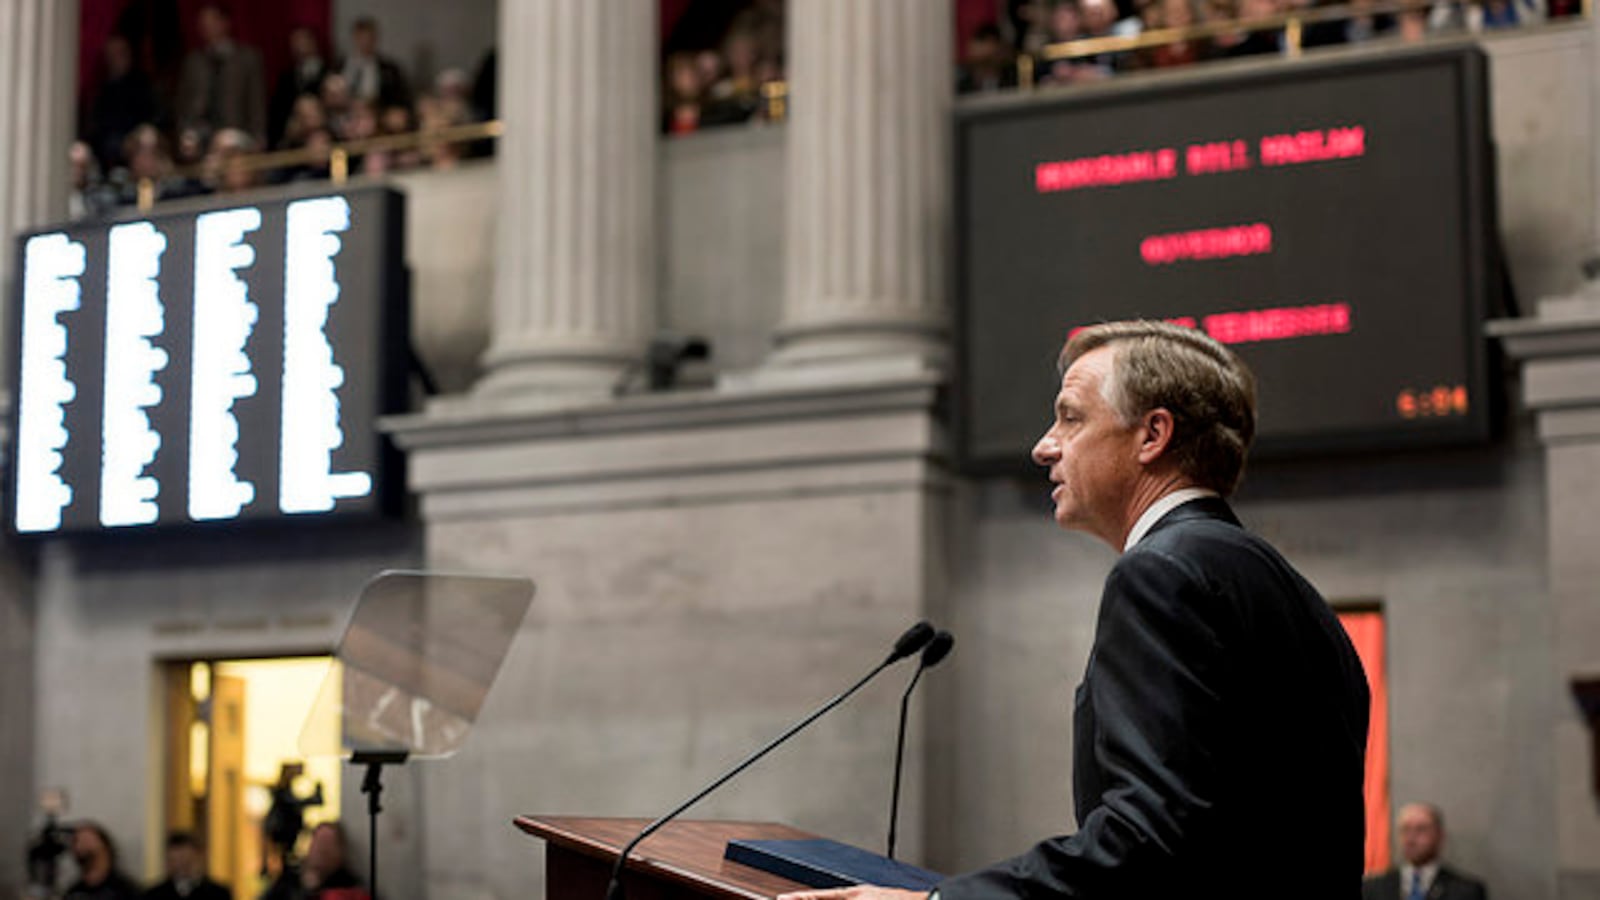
{"left": 956, "top": 45, "right": 1495, "bottom": 470}
{"left": 8, "top": 186, "right": 407, "bottom": 534}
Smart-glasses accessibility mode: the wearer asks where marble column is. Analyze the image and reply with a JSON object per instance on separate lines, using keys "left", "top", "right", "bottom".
{"left": 773, "top": 0, "right": 953, "bottom": 369}
{"left": 0, "top": 3, "right": 69, "bottom": 891}
{"left": 1489, "top": 293, "right": 1600, "bottom": 898}
{"left": 0, "top": 0, "right": 76, "bottom": 367}
{"left": 477, "top": 0, "right": 656, "bottom": 401}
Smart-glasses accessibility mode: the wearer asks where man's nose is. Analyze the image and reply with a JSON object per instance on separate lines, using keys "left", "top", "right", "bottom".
{"left": 1032, "top": 434, "right": 1059, "bottom": 466}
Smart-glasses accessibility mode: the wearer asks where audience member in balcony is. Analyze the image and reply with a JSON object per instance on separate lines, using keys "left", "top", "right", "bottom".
{"left": 957, "top": 24, "right": 1020, "bottom": 94}
{"left": 1340, "top": 0, "right": 1395, "bottom": 43}
{"left": 1039, "top": 2, "right": 1114, "bottom": 85}
{"left": 707, "top": 30, "right": 764, "bottom": 123}
{"left": 176, "top": 4, "right": 266, "bottom": 147}
{"left": 110, "top": 124, "right": 206, "bottom": 206}
{"left": 341, "top": 100, "right": 388, "bottom": 175}
{"left": 664, "top": 52, "right": 708, "bottom": 135}
{"left": 1217, "top": 0, "right": 1284, "bottom": 57}
{"left": 69, "top": 141, "right": 118, "bottom": 220}
{"left": 339, "top": 17, "right": 412, "bottom": 111}
{"left": 279, "top": 93, "right": 328, "bottom": 151}
{"left": 283, "top": 128, "right": 334, "bottom": 182}
{"left": 85, "top": 34, "right": 161, "bottom": 170}
{"left": 319, "top": 73, "right": 354, "bottom": 142}
{"left": 208, "top": 128, "right": 260, "bottom": 194}
{"left": 269, "top": 25, "right": 328, "bottom": 150}
{"left": 1141, "top": 0, "right": 1211, "bottom": 67}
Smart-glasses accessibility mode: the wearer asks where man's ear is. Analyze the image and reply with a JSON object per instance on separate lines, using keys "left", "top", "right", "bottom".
{"left": 1136, "top": 408, "right": 1176, "bottom": 464}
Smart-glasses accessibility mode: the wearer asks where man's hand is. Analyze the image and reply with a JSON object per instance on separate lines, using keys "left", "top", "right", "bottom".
{"left": 777, "top": 887, "right": 928, "bottom": 900}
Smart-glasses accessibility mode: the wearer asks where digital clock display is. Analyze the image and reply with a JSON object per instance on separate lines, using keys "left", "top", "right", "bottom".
{"left": 7, "top": 186, "right": 408, "bottom": 534}
{"left": 956, "top": 45, "right": 1496, "bottom": 469}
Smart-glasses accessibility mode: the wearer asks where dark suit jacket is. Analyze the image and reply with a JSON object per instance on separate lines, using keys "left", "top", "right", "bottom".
{"left": 1363, "top": 866, "right": 1489, "bottom": 900}
{"left": 142, "top": 877, "right": 230, "bottom": 900}
{"left": 938, "top": 498, "right": 1371, "bottom": 900}
{"left": 177, "top": 43, "right": 267, "bottom": 144}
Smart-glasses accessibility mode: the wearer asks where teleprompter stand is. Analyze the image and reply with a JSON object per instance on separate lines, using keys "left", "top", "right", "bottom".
{"left": 300, "top": 571, "right": 535, "bottom": 899}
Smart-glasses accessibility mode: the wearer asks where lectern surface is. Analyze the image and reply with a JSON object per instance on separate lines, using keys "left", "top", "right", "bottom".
{"left": 514, "top": 816, "right": 819, "bottom": 900}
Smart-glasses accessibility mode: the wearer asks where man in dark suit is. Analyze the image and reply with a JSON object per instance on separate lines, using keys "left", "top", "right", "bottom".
{"left": 142, "top": 832, "right": 228, "bottom": 900}
{"left": 783, "top": 321, "right": 1371, "bottom": 900}
{"left": 175, "top": 4, "right": 266, "bottom": 146}
{"left": 1364, "top": 804, "right": 1489, "bottom": 900}
{"left": 338, "top": 17, "right": 412, "bottom": 112}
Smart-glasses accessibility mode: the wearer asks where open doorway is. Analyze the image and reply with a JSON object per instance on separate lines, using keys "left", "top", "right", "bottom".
{"left": 162, "top": 657, "right": 343, "bottom": 900}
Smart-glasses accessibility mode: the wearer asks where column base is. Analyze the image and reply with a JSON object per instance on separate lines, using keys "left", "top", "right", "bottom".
{"left": 763, "top": 312, "right": 950, "bottom": 372}
{"left": 473, "top": 334, "right": 647, "bottom": 406}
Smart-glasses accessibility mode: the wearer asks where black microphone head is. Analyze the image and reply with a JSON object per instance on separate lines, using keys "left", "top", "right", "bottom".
{"left": 887, "top": 621, "right": 936, "bottom": 663}
{"left": 921, "top": 631, "right": 955, "bottom": 668}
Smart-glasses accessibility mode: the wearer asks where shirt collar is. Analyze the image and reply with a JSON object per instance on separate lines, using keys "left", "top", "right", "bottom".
{"left": 1123, "top": 487, "right": 1220, "bottom": 552}
{"left": 1400, "top": 862, "right": 1440, "bottom": 894}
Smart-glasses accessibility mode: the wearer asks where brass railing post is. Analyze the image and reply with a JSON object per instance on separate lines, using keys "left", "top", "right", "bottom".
{"left": 1018, "top": 53, "right": 1036, "bottom": 91}
{"left": 330, "top": 147, "right": 349, "bottom": 185}
{"left": 1285, "top": 16, "right": 1304, "bottom": 56}
{"left": 136, "top": 178, "right": 155, "bottom": 211}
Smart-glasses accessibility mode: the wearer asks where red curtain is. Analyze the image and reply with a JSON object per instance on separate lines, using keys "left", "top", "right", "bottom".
{"left": 79, "top": 0, "right": 332, "bottom": 109}
{"left": 1338, "top": 609, "right": 1391, "bottom": 874}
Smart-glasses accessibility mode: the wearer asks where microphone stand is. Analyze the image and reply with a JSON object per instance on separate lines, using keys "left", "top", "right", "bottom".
{"left": 605, "top": 630, "right": 931, "bottom": 900}
{"left": 885, "top": 664, "right": 927, "bottom": 862}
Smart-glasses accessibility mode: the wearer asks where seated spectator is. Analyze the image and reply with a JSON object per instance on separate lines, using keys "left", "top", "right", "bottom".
{"left": 86, "top": 34, "right": 161, "bottom": 170}
{"left": 320, "top": 72, "right": 354, "bottom": 141}
{"left": 279, "top": 94, "right": 328, "bottom": 149}
{"left": 282, "top": 128, "right": 335, "bottom": 182}
{"left": 1341, "top": 0, "right": 1396, "bottom": 43}
{"left": 270, "top": 25, "right": 328, "bottom": 149}
{"left": 1038, "top": 2, "right": 1111, "bottom": 86}
{"left": 1141, "top": 0, "right": 1211, "bottom": 68}
{"left": 300, "top": 823, "right": 370, "bottom": 900}
{"left": 64, "top": 822, "right": 139, "bottom": 900}
{"left": 957, "top": 23, "right": 1019, "bottom": 94}
{"left": 663, "top": 52, "right": 708, "bottom": 135}
{"left": 706, "top": 29, "right": 764, "bottom": 123}
{"left": 69, "top": 141, "right": 118, "bottom": 220}
{"left": 208, "top": 128, "right": 260, "bottom": 194}
{"left": 1078, "top": 0, "right": 1136, "bottom": 71}
{"left": 143, "top": 832, "right": 228, "bottom": 900}
{"left": 112, "top": 124, "right": 206, "bottom": 206}
{"left": 1218, "top": 0, "right": 1285, "bottom": 57}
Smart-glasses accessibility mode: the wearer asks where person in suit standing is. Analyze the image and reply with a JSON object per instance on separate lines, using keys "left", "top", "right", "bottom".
{"left": 1364, "top": 804, "right": 1489, "bottom": 900}
{"left": 338, "top": 18, "right": 412, "bottom": 112}
{"left": 175, "top": 4, "right": 266, "bottom": 146}
{"left": 781, "top": 320, "right": 1371, "bottom": 900}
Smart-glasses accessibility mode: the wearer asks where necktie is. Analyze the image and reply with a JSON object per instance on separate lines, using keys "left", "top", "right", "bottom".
{"left": 1407, "top": 871, "right": 1426, "bottom": 900}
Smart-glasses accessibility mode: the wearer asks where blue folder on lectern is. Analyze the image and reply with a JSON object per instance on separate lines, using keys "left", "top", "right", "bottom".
{"left": 724, "top": 838, "right": 944, "bottom": 891}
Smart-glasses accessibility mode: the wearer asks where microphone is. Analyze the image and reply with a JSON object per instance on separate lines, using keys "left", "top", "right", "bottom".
{"left": 886, "top": 630, "right": 954, "bottom": 861}
{"left": 604, "top": 621, "right": 937, "bottom": 900}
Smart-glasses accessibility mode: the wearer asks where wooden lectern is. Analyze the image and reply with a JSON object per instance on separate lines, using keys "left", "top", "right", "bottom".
{"left": 514, "top": 816, "right": 818, "bottom": 900}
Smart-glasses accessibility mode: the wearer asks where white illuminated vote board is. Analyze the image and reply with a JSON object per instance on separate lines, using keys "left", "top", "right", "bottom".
{"left": 8, "top": 187, "right": 407, "bottom": 534}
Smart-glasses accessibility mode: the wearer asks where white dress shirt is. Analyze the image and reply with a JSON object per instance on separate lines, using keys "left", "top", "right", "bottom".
{"left": 1123, "top": 487, "right": 1221, "bottom": 552}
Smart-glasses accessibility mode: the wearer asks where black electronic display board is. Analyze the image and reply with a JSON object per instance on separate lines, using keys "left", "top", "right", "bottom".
{"left": 957, "top": 45, "right": 1496, "bottom": 470}
{"left": 8, "top": 186, "right": 407, "bottom": 534}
